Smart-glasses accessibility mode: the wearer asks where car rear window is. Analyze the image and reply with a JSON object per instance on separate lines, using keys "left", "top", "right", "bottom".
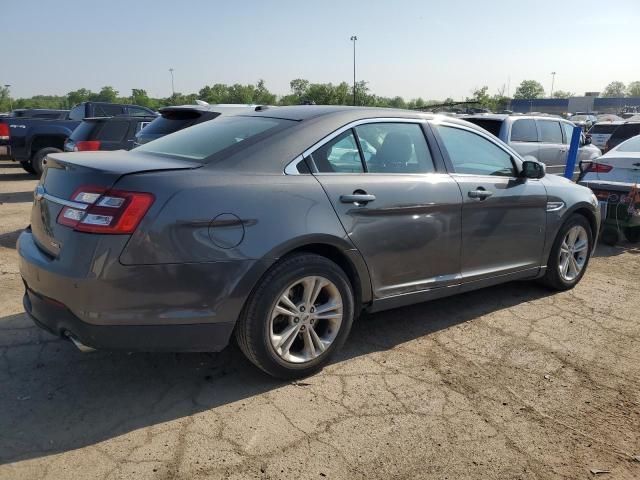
{"left": 69, "top": 120, "right": 102, "bottom": 141}
{"left": 142, "top": 110, "right": 212, "bottom": 136}
{"left": 97, "top": 120, "right": 130, "bottom": 141}
{"left": 589, "top": 124, "right": 619, "bottom": 135}
{"left": 135, "top": 116, "right": 295, "bottom": 162}
{"left": 610, "top": 123, "right": 640, "bottom": 141}
{"left": 464, "top": 119, "right": 503, "bottom": 137}
{"left": 616, "top": 135, "right": 640, "bottom": 152}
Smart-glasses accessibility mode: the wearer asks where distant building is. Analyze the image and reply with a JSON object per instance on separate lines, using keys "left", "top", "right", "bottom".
{"left": 510, "top": 96, "right": 640, "bottom": 115}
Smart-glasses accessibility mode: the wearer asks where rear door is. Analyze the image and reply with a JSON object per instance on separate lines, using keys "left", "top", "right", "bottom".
{"left": 432, "top": 122, "right": 547, "bottom": 282}
{"left": 308, "top": 120, "right": 463, "bottom": 299}
{"left": 508, "top": 118, "right": 540, "bottom": 160}
{"left": 537, "top": 119, "right": 566, "bottom": 174}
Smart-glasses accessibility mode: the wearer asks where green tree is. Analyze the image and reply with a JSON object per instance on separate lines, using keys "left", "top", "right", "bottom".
{"left": 513, "top": 80, "right": 545, "bottom": 99}
{"left": 552, "top": 90, "right": 573, "bottom": 98}
{"left": 602, "top": 81, "right": 626, "bottom": 97}
{"left": 90, "top": 86, "right": 119, "bottom": 103}
{"left": 253, "top": 79, "right": 276, "bottom": 105}
{"left": 627, "top": 81, "right": 640, "bottom": 97}
{"left": 471, "top": 86, "right": 491, "bottom": 108}
{"left": 131, "top": 88, "right": 154, "bottom": 108}
{"left": 67, "top": 88, "right": 93, "bottom": 106}
{"left": 289, "top": 79, "right": 310, "bottom": 99}
{"left": 0, "top": 86, "right": 12, "bottom": 111}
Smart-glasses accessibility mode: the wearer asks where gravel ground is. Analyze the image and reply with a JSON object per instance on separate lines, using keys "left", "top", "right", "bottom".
{"left": 0, "top": 158, "right": 639, "bottom": 480}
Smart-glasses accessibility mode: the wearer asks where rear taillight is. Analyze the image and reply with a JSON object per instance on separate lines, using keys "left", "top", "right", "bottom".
{"left": 57, "top": 186, "right": 154, "bottom": 234}
{"left": 588, "top": 163, "right": 613, "bottom": 173}
{"left": 0, "top": 123, "right": 9, "bottom": 140}
{"left": 75, "top": 140, "right": 101, "bottom": 151}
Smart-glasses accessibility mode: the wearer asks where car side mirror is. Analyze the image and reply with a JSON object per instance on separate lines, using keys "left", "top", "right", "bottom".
{"left": 521, "top": 160, "right": 545, "bottom": 179}
{"left": 583, "top": 135, "right": 592, "bottom": 145}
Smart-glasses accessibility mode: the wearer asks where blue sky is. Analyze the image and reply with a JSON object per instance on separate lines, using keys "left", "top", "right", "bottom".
{"left": 4, "top": 0, "right": 640, "bottom": 100}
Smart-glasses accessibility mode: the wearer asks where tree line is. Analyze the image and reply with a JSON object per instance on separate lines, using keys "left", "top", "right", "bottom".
{"left": 1, "top": 78, "right": 639, "bottom": 113}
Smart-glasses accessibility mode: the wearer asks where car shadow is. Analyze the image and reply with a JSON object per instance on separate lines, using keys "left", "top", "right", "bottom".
{"left": 0, "top": 280, "right": 554, "bottom": 465}
{"left": 0, "top": 229, "right": 23, "bottom": 249}
{"left": 0, "top": 172, "right": 37, "bottom": 181}
{"left": 0, "top": 191, "right": 34, "bottom": 204}
{"left": 592, "top": 241, "right": 640, "bottom": 257}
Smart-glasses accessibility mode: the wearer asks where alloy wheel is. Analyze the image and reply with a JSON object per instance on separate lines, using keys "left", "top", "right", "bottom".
{"left": 558, "top": 225, "right": 589, "bottom": 282}
{"left": 269, "top": 276, "right": 343, "bottom": 363}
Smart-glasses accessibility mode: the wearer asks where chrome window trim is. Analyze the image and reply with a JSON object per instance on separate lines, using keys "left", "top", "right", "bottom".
{"left": 284, "top": 117, "right": 430, "bottom": 175}
{"left": 40, "top": 192, "right": 89, "bottom": 210}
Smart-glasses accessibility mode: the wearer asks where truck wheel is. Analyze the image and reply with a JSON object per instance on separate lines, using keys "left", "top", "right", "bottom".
{"left": 601, "top": 227, "right": 619, "bottom": 246}
{"left": 20, "top": 161, "right": 36, "bottom": 175}
{"left": 623, "top": 227, "right": 640, "bottom": 243}
{"left": 31, "top": 147, "right": 62, "bottom": 177}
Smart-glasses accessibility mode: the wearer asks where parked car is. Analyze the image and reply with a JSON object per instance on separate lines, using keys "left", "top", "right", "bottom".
{"left": 0, "top": 101, "right": 156, "bottom": 175}
{"left": 19, "top": 106, "right": 600, "bottom": 379}
{"left": 581, "top": 134, "right": 640, "bottom": 185}
{"left": 464, "top": 114, "right": 602, "bottom": 175}
{"left": 588, "top": 121, "right": 624, "bottom": 151}
{"left": 603, "top": 121, "right": 640, "bottom": 153}
{"left": 134, "top": 104, "right": 266, "bottom": 146}
{"left": 569, "top": 113, "right": 598, "bottom": 131}
{"left": 64, "top": 115, "right": 157, "bottom": 153}
{"left": 10, "top": 109, "right": 69, "bottom": 119}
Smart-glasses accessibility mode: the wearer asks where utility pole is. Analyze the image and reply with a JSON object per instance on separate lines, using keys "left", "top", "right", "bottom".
{"left": 550, "top": 71, "right": 556, "bottom": 98}
{"left": 350, "top": 36, "right": 357, "bottom": 106}
{"left": 169, "top": 68, "right": 175, "bottom": 97}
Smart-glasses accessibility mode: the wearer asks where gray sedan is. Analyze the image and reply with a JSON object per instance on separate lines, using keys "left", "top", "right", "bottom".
{"left": 18, "top": 106, "right": 600, "bottom": 378}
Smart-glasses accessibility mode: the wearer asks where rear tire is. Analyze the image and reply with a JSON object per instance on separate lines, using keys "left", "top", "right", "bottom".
{"left": 540, "top": 214, "right": 593, "bottom": 291}
{"left": 235, "top": 253, "right": 355, "bottom": 379}
{"left": 31, "top": 147, "right": 62, "bottom": 177}
{"left": 20, "top": 161, "right": 36, "bottom": 174}
{"left": 624, "top": 227, "right": 640, "bottom": 243}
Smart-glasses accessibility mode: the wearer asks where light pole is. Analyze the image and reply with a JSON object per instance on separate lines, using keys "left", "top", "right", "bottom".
{"left": 169, "top": 68, "right": 175, "bottom": 97}
{"left": 3, "top": 84, "right": 11, "bottom": 111}
{"left": 350, "top": 36, "right": 357, "bottom": 106}
{"left": 550, "top": 71, "right": 556, "bottom": 98}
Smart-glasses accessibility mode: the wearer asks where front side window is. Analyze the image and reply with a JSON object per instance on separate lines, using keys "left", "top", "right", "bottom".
{"left": 92, "top": 104, "right": 125, "bottom": 117}
{"left": 510, "top": 119, "right": 538, "bottom": 142}
{"left": 562, "top": 122, "right": 577, "bottom": 144}
{"left": 69, "top": 105, "right": 86, "bottom": 121}
{"left": 128, "top": 106, "right": 153, "bottom": 117}
{"left": 538, "top": 120, "right": 563, "bottom": 144}
{"left": 311, "top": 130, "right": 364, "bottom": 173}
{"left": 354, "top": 123, "right": 434, "bottom": 173}
{"left": 435, "top": 125, "right": 515, "bottom": 177}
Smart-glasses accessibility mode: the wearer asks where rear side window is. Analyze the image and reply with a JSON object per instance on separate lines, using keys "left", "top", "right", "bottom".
{"left": 611, "top": 123, "right": 640, "bottom": 141}
{"left": 510, "top": 119, "right": 537, "bottom": 142}
{"left": 436, "top": 125, "right": 515, "bottom": 177}
{"left": 92, "top": 104, "right": 124, "bottom": 117}
{"left": 589, "top": 124, "right": 618, "bottom": 135}
{"left": 97, "top": 120, "right": 129, "bottom": 141}
{"left": 135, "top": 116, "right": 293, "bottom": 162}
{"left": 312, "top": 130, "right": 364, "bottom": 173}
{"left": 69, "top": 121, "right": 101, "bottom": 141}
{"left": 616, "top": 135, "right": 640, "bottom": 152}
{"left": 128, "top": 106, "right": 154, "bottom": 117}
{"left": 464, "top": 119, "right": 503, "bottom": 137}
{"left": 354, "top": 123, "right": 434, "bottom": 173}
{"left": 538, "top": 120, "right": 563, "bottom": 144}
{"left": 69, "top": 105, "right": 86, "bottom": 121}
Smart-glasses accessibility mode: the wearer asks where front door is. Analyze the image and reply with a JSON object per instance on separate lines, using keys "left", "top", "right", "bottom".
{"left": 308, "top": 122, "right": 463, "bottom": 299}
{"left": 432, "top": 123, "right": 547, "bottom": 282}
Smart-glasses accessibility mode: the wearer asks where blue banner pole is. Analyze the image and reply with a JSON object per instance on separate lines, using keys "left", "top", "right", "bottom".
{"left": 564, "top": 125, "right": 582, "bottom": 179}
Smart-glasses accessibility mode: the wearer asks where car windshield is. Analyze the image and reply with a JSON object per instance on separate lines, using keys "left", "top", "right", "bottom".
{"left": 464, "top": 118, "right": 503, "bottom": 137}
{"left": 135, "top": 115, "right": 295, "bottom": 162}
{"left": 616, "top": 135, "right": 640, "bottom": 152}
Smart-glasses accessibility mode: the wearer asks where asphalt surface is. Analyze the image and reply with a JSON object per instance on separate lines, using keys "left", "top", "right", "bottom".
{"left": 0, "top": 158, "right": 639, "bottom": 479}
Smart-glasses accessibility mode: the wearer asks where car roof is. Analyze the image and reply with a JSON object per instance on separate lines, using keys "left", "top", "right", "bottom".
{"left": 463, "top": 113, "right": 567, "bottom": 122}
{"left": 158, "top": 104, "right": 266, "bottom": 114}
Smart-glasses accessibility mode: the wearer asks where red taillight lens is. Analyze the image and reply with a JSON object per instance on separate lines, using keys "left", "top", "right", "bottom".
{"left": 0, "top": 123, "right": 9, "bottom": 140}
{"left": 75, "top": 140, "right": 101, "bottom": 151}
{"left": 588, "top": 163, "right": 613, "bottom": 173}
{"left": 56, "top": 186, "right": 154, "bottom": 234}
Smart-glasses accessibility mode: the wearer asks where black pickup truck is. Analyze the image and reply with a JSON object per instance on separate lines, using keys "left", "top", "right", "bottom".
{"left": 0, "top": 101, "right": 156, "bottom": 175}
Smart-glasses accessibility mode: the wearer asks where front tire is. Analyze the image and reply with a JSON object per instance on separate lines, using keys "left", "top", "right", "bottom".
{"left": 235, "top": 253, "right": 355, "bottom": 379}
{"left": 31, "top": 147, "right": 62, "bottom": 177}
{"left": 540, "top": 214, "right": 593, "bottom": 291}
{"left": 20, "top": 161, "right": 36, "bottom": 174}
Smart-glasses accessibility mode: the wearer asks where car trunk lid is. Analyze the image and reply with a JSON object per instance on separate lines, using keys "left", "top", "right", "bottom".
{"left": 31, "top": 150, "right": 200, "bottom": 257}
{"left": 593, "top": 152, "right": 640, "bottom": 183}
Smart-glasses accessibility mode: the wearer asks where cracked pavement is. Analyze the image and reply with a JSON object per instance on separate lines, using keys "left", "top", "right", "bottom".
{"left": 0, "top": 159, "right": 639, "bottom": 479}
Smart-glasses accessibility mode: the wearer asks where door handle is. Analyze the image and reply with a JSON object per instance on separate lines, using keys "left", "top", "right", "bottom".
{"left": 340, "top": 193, "right": 376, "bottom": 205}
{"left": 468, "top": 189, "right": 493, "bottom": 200}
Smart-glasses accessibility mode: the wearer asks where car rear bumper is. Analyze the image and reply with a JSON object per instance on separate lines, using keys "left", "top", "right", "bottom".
{"left": 23, "top": 289, "right": 235, "bottom": 352}
{"left": 18, "top": 228, "right": 259, "bottom": 352}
